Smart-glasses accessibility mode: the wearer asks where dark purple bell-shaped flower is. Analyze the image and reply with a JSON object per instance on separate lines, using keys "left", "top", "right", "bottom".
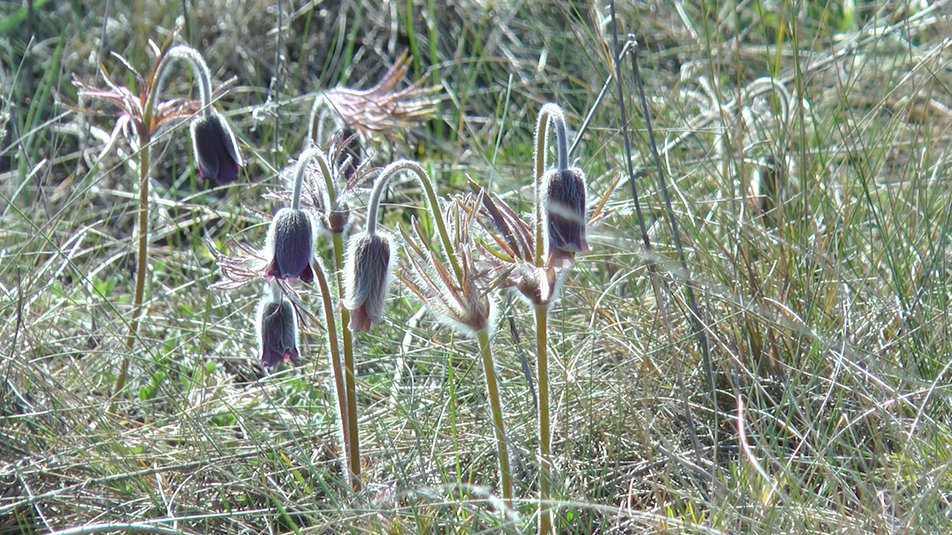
{"left": 190, "top": 111, "right": 242, "bottom": 184}
{"left": 264, "top": 208, "right": 315, "bottom": 283}
{"left": 256, "top": 290, "right": 300, "bottom": 367}
{"left": 343, "top": 231, "right": 394, "bottom": 332}
{"left": 543, "top": 167, "right": 589, "bottom": 267}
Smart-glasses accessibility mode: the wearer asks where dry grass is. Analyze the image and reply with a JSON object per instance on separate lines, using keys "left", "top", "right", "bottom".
{"left": 2, "top": 0, "right": 952, "bottom": 533}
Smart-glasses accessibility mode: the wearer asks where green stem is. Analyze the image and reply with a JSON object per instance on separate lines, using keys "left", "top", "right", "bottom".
{"left": 333, "top": 232, "right": 361, "bottom": 491}
{"left": 476, "top": 328, "right": 513, "bottom": 507}
{"left": 312, "top": 258, "right": 350, "bottom": 484}
{"left": 153, "top": 45, "right": 214, "bottom": 118}
{"left": 111, "top": 45, "right": 216, "bottom": 409}
{"left": 374, "top": 160, "right": 463, "bottom": 282}
{"left": 294, "top": 145, "right": 362, "bottom": 490}
{"left": 533, "top": 103, "right": 567, "bottom": 532}
{"left": 112, "top": 140, "right": 150, "bottom": 408}
{"left": 533, "top": 104, "right": 568, "bottom": 267}
{"left": 535, "top": 305, "right": 551, "bottom": 534}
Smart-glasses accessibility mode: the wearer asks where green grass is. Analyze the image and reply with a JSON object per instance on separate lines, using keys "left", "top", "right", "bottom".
{"left": 2, "top": 0, "right": 951, "bottom": 533}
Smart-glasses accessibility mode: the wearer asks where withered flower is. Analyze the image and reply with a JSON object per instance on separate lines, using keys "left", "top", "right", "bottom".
{"left": 399, "top": 204, "right": 496, "bottom": 337}
{"left": 459, "top": 183, "right": 563, "bottom": 307}
{"left": 307, "top": 51, "right": 440, "bottom": 143}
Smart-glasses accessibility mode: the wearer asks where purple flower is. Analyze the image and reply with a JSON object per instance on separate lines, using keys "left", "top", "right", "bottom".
{"left": 264, "top": 208, "right": 315, "bottom": 283}
{"left": 190, "top": 111, "right": 242, "bottom": 184}
{"left": 543, "top": 167, "right": 589, "bottom": 267}
{"left": 343, "top": 232, "right": 394, "bottom": 332}
{"left": 256, "top": 291, "right": 300, "bottom": 367}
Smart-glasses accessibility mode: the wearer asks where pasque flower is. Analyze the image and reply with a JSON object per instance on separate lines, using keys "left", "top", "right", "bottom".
{"left": 344, "top": 231, "right": 394, "bottom": 332}
{"left": 256, "top": 283, "right": 301, "bottom": 367}
{"left": 264, "top": 207, "right": 315, "bottom": 283}
{"left": 160, "top": 45, "right": 243, "bottom": 184}
{"left": 543, "top": 167, "right": 589, "bottom": 267}
{"left": 534, "top": 103, "right": 589, "bottom": 268}
{"left": 190, "top": 111, "right": 242, "bottom": 184}
{"left": 79, "top": 45, "right": 243, "bottom": 186}
{"left": 75, "top": 42, "right": 242, "bottom": 403}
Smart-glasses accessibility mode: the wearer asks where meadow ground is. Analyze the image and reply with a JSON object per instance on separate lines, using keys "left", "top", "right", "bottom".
{"left": 1, "top": 1, "right": 951, "bottom": 533}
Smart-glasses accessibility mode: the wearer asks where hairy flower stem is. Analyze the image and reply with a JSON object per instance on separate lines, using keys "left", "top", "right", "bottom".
{"left": 154, "top": 46, "right": 214, "bottom": 118}
{"left": 532, "top": 104, "right": 568, "bottom": 533}
{"left": 535, "top": 305, "right": 551, "bottom": 534}
{"left": 332, "top": 233, "right": 361, "bottom": 491}
{"left": 312, "top": 258, "right": 350, "bottom": 484}
{"left": 111, "top": 46, "right": 216, "bottom": 409}
{"left": 290, "top": 147, "right": 323, "bottom": 211}
{"left": 476, "top": 329, "right": 513, "bottom": 507}
{"left": 374, "top": 160, "right": 463, "bottom": 281}
{"left": 533, "top": 104, "right": 569, "bottom": 266}
{"left": 378, "top": 160, "right": 510, "bottom": 502}
{"left": 298, "top": 146, "right": 362, "bottom": 491}
{"left": 111, "top": 141, "right": 151, "bottom": 410}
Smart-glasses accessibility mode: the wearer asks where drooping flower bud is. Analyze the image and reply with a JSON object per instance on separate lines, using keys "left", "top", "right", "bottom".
{"left": 543, "top": 167, "right": 589, "bottom": 267}
{"left": 264, "top": 208, "right": 315, "bottom": 283}
{"left": 343, "top": 231, "right": 394, "bottom": 332}
{"left": 255, "top": 289, "right": 300, "bottom": 367}
{"left": 190, "top": 111, "right": 243, "bottom": 184}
